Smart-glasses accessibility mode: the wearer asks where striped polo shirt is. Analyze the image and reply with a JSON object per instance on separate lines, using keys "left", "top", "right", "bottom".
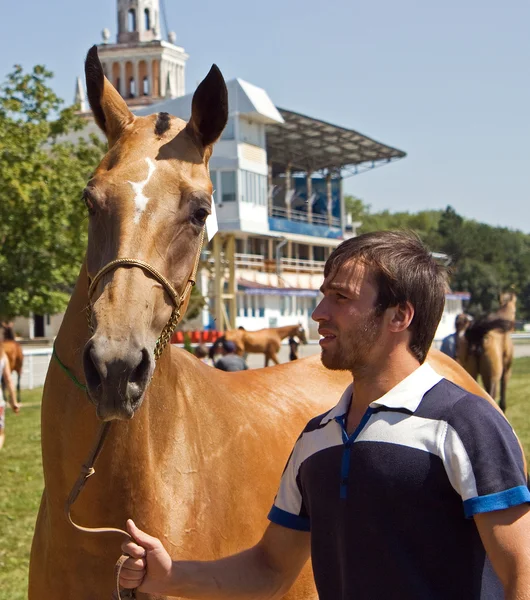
{"left": 268, "top": 363, "right": 530, "bottom": 599}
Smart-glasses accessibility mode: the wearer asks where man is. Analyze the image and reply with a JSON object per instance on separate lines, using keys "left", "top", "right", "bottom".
{"left": 214, "top": 340, "right": 248, "bottom": 372}
{"left": 440, "top": 312, "right": 471, "bottom": 359}
{"left": 119, "top": 231, "right": 530, "bottom": 599}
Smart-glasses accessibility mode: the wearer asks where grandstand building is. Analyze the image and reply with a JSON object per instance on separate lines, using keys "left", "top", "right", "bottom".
{"left": 16, "top": 0, "right": 469, "bottom": 343}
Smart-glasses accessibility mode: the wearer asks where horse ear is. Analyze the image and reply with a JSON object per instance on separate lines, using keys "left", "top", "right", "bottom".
{"left": 85, "top": 45, "right": 134, "bottom": 146}
{"left": 187, "top": 64, "right": 228, "bottom": 151}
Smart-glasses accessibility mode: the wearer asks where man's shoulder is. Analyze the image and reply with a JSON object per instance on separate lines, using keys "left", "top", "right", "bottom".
{"left": 416, "top": 377, "right": 506, "bottom": 425}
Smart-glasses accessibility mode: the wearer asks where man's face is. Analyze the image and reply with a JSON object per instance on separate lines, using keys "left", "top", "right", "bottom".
{"left": 312, "top": 260, "right": 384, "bottom": 372}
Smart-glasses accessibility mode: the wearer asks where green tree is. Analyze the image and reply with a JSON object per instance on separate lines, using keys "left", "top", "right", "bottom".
{"left": 0, "top": 64, "right": 105, "bottom": 318}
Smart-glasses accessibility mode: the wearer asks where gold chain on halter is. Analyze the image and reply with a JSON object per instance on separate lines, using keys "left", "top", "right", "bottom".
{"left": 86, "top": 228, "right": 205, "bottom": 361}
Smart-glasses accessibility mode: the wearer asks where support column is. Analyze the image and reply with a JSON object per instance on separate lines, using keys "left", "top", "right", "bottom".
{"left": 267, "top": 162, "right": 273, "bottom": 217}
{"left": 160, "top": 60, "right": 167, "bottom": 98}
{"left": 213, "top": 234, "right": 224, "bottom": 331}
{"left": 119, "top": 61, "right": 126, "bottom": 97}
{"left": 285, "top": 164, "right": 292, "bottom": 220}
{"left": 147, "top": 59, "right": 153, "bottom": 96}
{"left": 326, "top": 172, "right": 333, "bottom": 226}
{"left": 226, "top": 234, "right": 237, "bottom": 328}
{"left": 306, "top": 172, "right": 313, "bottom": 224}
{"left": 133, "top": 60, "right": 140, "bottom": 97}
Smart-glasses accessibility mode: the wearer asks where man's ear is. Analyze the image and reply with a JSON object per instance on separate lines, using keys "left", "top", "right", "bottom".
{"left": 388, "top": 302, "right": 415, "bottom": 333}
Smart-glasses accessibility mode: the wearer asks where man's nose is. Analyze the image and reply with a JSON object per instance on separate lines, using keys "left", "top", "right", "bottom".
{"left": 312, "top": 299, "right": 327, "bottom": 322}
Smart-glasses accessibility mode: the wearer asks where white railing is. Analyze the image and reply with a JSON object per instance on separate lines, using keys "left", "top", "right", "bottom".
{"left": 202, "top": 251, "right": 266, "bottom": 268}
{"left": 270, "top": 205, "right": 341, "bottom": 228}
{"left": 16, "top": 347, "right": 53, "bottom": 390}
{"left": 280, "top": 257, "right": 326, "bottom": 273}
{"left": 235, "top": 253, "right": 265, "bottom": 267}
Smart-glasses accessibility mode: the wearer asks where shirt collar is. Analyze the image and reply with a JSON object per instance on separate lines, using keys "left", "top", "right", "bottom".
{"left": 321, "top": 363, "right": 443, "bottom": 425}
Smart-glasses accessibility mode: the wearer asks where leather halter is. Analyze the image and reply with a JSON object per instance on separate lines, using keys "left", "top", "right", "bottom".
{"left": 64, "top": 227, "right": 205, "bottom": 599}
{"left": 86, "top": 227, "right": 204, "bottom": 361}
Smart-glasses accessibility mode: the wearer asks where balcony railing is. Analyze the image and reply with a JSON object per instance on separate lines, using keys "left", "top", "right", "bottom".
{"left": 270, "top": 205, "right": 341, "bottom": 229}
{"left": 202, "top": 251, "right": 325, "bottom": 274}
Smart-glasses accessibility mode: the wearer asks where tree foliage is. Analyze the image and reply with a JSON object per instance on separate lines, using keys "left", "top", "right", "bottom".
{"left": 344, "top": 196, "right": 530, "bottom": 320}
{"left": 0, "top": 63, "right": 209, "bottom": 324}
{"left": 0, "top": 64, "right": 105, "bottom": 318}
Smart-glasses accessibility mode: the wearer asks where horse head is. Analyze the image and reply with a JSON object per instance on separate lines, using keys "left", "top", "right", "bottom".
{"left": 297, "top": 324, "right": 308, "bottom": 344}
{"left": 81, "top": 46, "right": 228, "bottom": 420}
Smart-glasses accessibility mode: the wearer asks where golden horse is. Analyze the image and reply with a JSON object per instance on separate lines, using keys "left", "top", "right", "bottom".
{"left": 457, "top": 292, "right": 516, "bottom": 412}
{"left": 1, "top": 326, "right": 23, "bottom": 403}
{"left": 225, "top": 324, "right": 307, "bottom": 366}
{"left": 29, "top": 46, "right": 506, "bottom": 600}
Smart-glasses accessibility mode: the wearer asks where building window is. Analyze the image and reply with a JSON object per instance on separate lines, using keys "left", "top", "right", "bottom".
{"left": 241, "top": 170, "right": 267, "bottom": 205}
{"left": 221, "top": 117, "right": 235, "bottom": 140}
{"left": 143, "top": 76, "right": 150, "bottom": 95}
{"left": 128, "top": 9, "right": 136, "bottom": 32}
{"left": 210, "top": 171, "right": 218, "bottom": 199}
{"left": 144, "top": 8, "right": 151, "bottom": 30}
{"left": 221, "top": 171, "right": 236, "bottom": 203}
{"left": 129, "top": 77, "right": 136, "bottom": 98}
{"left": 314, "top": 246, "right": 326, "bottom": 261}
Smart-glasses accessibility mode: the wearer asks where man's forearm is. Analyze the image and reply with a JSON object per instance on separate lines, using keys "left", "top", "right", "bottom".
{"left": 164, "top": 546, "right": 288, "bottom": 599}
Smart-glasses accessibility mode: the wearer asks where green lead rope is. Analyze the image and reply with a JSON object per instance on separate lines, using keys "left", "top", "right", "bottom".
{"left": 52, "top": 345, "right": 88, "bottom": 392}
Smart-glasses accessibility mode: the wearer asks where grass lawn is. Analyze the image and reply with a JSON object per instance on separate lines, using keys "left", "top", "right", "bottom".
{"left": 2, "top": 360, "right": 530, "bottom": 599}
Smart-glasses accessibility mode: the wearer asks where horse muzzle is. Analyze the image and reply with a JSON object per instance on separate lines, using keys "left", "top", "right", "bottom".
{"left": 83, "top": 336, "right": 155, "bottom": 421}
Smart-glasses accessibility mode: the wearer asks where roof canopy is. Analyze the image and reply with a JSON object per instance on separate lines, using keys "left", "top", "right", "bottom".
{"left": 266, "top": 108, "right": 406, "bottom": 176}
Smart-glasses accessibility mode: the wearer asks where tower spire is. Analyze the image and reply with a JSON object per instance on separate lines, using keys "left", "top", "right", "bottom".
{"left": 74, "top": 77, "right": 87, "bottom": 112}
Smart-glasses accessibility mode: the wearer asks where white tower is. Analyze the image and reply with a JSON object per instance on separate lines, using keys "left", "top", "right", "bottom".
{"left": 93, "top": 0, "right": 188, "bottom": 107}
{"left": 117, "top": 0, "right": 161, "bottom": 44}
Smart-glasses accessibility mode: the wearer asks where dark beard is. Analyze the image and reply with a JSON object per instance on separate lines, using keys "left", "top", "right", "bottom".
{"left": 320, "top": 310, "right": 382, "bottom": 371}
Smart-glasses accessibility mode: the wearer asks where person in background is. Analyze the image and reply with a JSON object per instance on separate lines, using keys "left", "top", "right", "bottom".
{"left": 0, "top": 330, "right": 20, "bottom": 450}
{"left": 288, "top": 336, "right": 300, "bottom": 361}
{"left": 194, "top": 344, "right": 210, "bottom": 365}
{"left": 440, "top": 313, "right": 470, "bottom": 359}
{"left": 214, "top": 340, "right": 248, "bottom": 372}
{"left": 208, "top": 338, "right": 226, "bottom": 366}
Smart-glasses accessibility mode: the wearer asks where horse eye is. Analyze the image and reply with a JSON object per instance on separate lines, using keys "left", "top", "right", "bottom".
{"left": 193, "top": 207, "right": 209, "bottom": 224}
{"left": 82, "top": 190, "right": 96, "bottom": 216}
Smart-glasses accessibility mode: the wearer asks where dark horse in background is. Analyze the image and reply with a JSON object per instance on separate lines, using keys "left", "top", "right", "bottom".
{"left": 1, "top": 324, "right": 23, "bottom": 403}
{"left": 457, "top": 292, "right": 516, "bottom": 412}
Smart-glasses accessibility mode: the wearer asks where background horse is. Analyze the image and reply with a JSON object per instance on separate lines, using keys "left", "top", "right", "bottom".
{"left": 457, "top": 293, "right": 516, "bottom": 412}
{"left": 225, "top": 323, "right": 307, "bottom": 366}
{"left": 0, "top": 324, "right": 23, "bottom": 403}
{"left": 29, "top": 47, "right": 513, "bottom": 600}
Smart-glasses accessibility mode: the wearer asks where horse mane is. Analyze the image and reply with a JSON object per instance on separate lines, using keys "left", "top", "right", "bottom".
{"left": 464, "top": 318, "right": 513, "bottom": 354}
{"left": 1, "top": 325, "right": 15, "bottom": 341}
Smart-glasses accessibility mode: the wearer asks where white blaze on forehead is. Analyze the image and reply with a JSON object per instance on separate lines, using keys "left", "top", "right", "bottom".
{"left": 128, "top": 158, "right": 157, "bottom": 224}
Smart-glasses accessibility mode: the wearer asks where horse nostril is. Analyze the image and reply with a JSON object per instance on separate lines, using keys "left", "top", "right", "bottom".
{"left": 83, "top": 341, "right": 103, "bottom": 395}
{"left": 130, "top": 348, "right": 152, "bottom": 387}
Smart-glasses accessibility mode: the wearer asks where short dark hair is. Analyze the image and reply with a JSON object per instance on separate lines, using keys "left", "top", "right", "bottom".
{"left": 324, "top": 230, "right": 447, "bottom": 363}
{"left": 222, "top": 340, "right": 237, "bottom": 354}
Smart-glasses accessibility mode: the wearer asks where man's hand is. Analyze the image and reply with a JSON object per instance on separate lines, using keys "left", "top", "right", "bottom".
{"left": 119, "top": 519, "right": 173, "bottom": 593}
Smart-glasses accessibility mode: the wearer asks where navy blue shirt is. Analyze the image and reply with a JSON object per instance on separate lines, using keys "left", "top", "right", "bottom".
{"left": 268, "top": 364, "right": 529, "bottom": 599}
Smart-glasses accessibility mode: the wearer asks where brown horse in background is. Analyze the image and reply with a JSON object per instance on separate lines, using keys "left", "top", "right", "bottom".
{"left": 28, "top": 47, "right": 515, "bottom": 600}
{"left": 1, "top": 325, "right": 23, "bottom": 403}
{"left": 457, "top": 292, "right": 516, "bottom": 412}
{"left": 225, "top": 323, "right": 307, "bottom": 366}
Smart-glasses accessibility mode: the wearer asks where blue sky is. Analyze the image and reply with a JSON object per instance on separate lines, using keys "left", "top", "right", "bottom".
{"left": 1, "top": 0, "right": 529, "bottom": 231}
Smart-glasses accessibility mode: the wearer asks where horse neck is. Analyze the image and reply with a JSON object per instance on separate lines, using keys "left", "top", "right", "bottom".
{"left": 53, "top": 260, "right": 91, "bottom": 385}
{"left": 496, "top": 301, "right": 516, "bottom": 322}
{"left": 275, "top": 324, "right": 299, "bottom": 340}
